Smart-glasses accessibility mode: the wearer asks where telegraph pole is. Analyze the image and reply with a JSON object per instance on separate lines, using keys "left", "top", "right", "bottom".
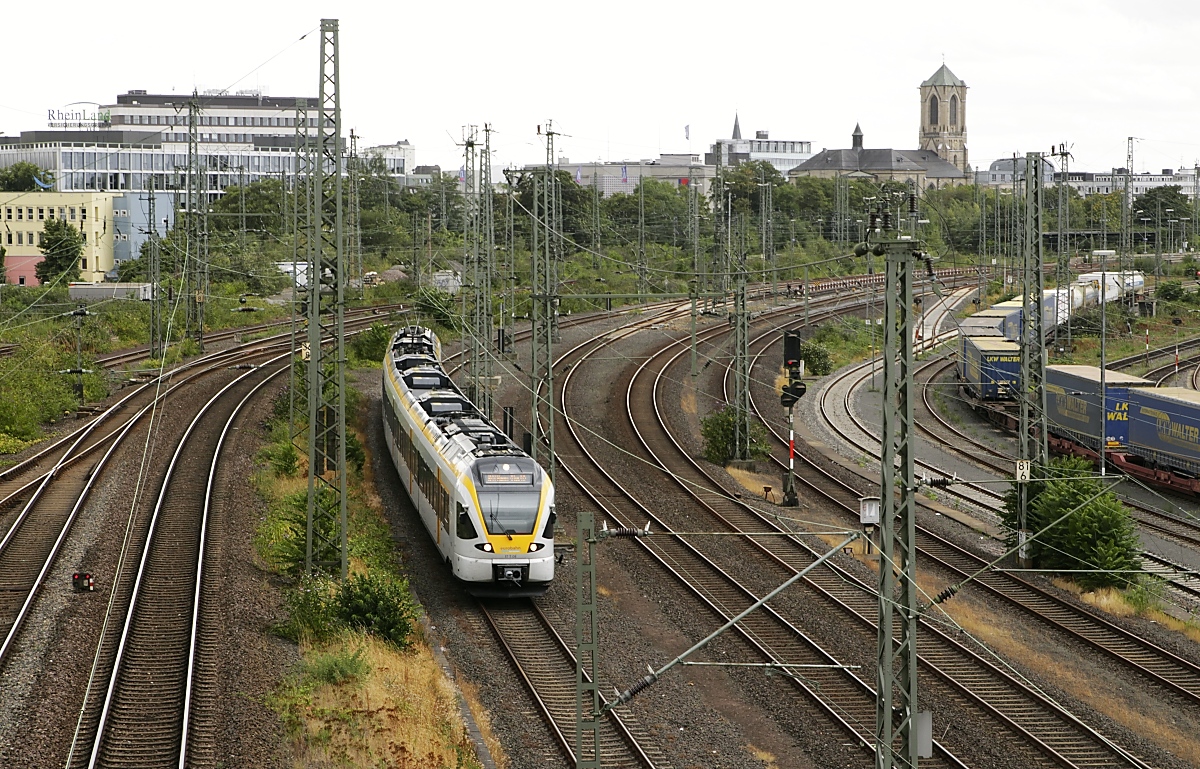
{"left": 761, "top": 169, "right": 775, "bottom": 299}
{"left": 305, "top": 18, "right": 348, "bottom": 579}
{"left": 1017, "top": 152, "right": 1049, "bottom": 567}
{"left": 867, "top": 214, "right": 924, "bottom": 769}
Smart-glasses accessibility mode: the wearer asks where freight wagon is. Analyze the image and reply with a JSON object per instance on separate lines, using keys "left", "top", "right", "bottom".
{"left": 1044, "top": 365, "right": 1152, "bottom": 458}
{"left": 1121, "top": 387, "right": 1200, "bottom": 486}
{"left": 959, "top": 337, "right": 1020, "bottom": 400}
{"left": 958, "top": 308, "right": 1014, "bottom": 338}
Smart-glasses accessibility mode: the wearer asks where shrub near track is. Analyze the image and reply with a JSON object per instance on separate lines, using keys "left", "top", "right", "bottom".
{"left": 253, "top": 388, "right": 485, "bottom": 769}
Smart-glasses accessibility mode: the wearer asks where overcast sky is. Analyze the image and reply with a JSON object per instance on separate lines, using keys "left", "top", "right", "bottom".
{"left": 5, "top": 1, "right": 1200, "bottom": 178}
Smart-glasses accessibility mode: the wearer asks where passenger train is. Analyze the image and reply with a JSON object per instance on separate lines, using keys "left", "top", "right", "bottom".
{"left": 382, "top": 326, "right": 555, "bottom": 596}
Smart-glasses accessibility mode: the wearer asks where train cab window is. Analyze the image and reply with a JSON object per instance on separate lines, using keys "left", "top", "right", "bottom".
{"left": 478, "top": 491, "right": 540, "bottom": 536}
{"left": 456, "top": 502, "right": 478, "bottom": 539}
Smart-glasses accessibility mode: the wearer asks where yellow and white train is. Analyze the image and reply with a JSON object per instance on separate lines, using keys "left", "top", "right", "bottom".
{"left": 382, "top": 326, "right": 555, "bottom": 596}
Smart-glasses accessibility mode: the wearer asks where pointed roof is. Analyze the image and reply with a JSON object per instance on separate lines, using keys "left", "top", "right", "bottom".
{"left": 922, "top": 64, "right": 965, "bottom": 88}
{"left": 732, "top": 113, "right": 742, "bottom": 141}
{"left": 852, "top": 123, "right": 863, "bottom": 150}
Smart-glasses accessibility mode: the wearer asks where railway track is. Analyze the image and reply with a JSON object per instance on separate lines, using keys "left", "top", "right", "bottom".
{"left": 69, "top": 358, "right": 285, "bottom": 767}
{"left": 746, "top": 319, "right": 1200, "bottom": 714}
{"left": 478, "top": 600, "right": 669, "bottom": 769}
{"left": 628, "top": 307, "right": 1153, "bottom": 767}
{"left": 92, "top": 302, "right": 406, "bottom": 369}
{"left": 547, "top": 291, "right": 975, "bottom": 767}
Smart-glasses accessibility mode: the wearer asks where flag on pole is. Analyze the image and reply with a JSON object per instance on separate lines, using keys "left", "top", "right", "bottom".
{"left": 684, "top": 125, "right": 690, "bottom": 140}
{"left": 621, "top": 165, "right": 628, "bottom": 184}
{"left": 575, "top": 166, "right": 582, "bottom": 183}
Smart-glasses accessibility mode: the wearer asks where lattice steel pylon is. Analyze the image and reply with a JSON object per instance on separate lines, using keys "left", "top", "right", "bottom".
{"left": 290, "top": 97, "right": 314, "bottom": 446}
{"left": 873, "top": 226, "right": 921, "bottom": 769}
{"left": 732, "top": 226, "right": 753, "bottom": 460}
{"left": 348, "top": 129, "right": 364, "bottom": 300}
{"left": 185, "top": 93, "right": 207, "bottom": 351}
{"left": 574, "top": 510, "right": 601, "bottom": 768}
{"left": 529, "top": 166, "right": 557, "bottom": 485}
{"left": 305, "top": 18, "right": 348, "bottom": 578}
{"left": 1017, "top": 152, "right": 1049, "bottom": 565}
{"left": 146, "top": 176, "right": 162, "bottom": 359}
{"left": 475, "top": 125, "right": 496, "bottom": 419}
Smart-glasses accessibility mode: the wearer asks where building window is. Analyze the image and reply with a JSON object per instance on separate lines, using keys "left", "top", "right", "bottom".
{"left": 929, "top": 95, "right": 939, "bottom": 125}
{"left": 83, "top": 207, "right": 88, "bottom": 221}
{"left": 48, "top": 207, "right": 55, "bottom": 219}
{"left": 16, "top": 208, "right": 22, "bottom": 221}
{"left": 82, "top": 231, "right": 87, "bottom": 243}
{"left": 38, "top": 207, "right": 44, "bottom": 220}
{"left": 18, "top": 276, "right": 25, "bottom": 286}
{"left": 70, "top": 207, "right": 76, "bottom": 220}
{"left": 28, "top": 232, "right": 33, "bottom": 245}
{"left": 950, "top": 94, "right": 958, "bottom": 126}
{"left": 4, "top": 207, "right": 9, "bottom": 220}
{"left": 37, "top": 232, "right": 44, "bottom": 245}
{"left": 27, "top": 208, "right": 32, "bottom": 220}
{"left": 5, "top": 232, "right": 10, "bottom": 244}
{"left": 82, "top": 258, "right": 87, "bottom": 270}
{"left": 16, "top": 232, "right": 22, "bottom": 245}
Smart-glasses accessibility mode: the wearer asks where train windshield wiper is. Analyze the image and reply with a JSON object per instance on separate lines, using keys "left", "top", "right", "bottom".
{"left": 490, "top": 507, "right": 514, "bottom": 540}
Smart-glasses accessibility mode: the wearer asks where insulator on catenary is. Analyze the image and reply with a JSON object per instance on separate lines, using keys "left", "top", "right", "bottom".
{"left": 614, "top": 671, "right": 659, "bottom": 705}
{"left": 933, "top": 585, "right": 959, "bottom": 604}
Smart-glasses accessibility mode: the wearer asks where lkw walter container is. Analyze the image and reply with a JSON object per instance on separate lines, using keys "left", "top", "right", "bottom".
{"left": 1045, "top": 365, "right": 1152, "bottom": 453}
{"left": 1126, "top": 387, "right": 1200, "bottom": 477}
{"left": 961, "top": 337, "right": 1020, "bottom": 400}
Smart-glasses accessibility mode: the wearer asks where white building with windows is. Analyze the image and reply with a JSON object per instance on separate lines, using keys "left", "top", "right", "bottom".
{"left": 704, "top": 115, "right": 813, "bottom": 174}
{"left": 0, "top": 90, "right": 423, "bottom": 267}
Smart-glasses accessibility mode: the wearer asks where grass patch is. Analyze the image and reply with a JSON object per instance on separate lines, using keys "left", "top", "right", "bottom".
{"left": 269, "top": 631, "right": 482, "bottom": 768}
{"left": 254, "top": 385, "right": 487, "bottom": 768}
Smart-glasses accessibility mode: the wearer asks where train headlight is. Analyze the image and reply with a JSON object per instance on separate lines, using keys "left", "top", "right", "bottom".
{"left": 528, "top": 542, "right": 544, "bottom": 553}
{"left": 475, "top": 543, "right": 494, "bottom": 553}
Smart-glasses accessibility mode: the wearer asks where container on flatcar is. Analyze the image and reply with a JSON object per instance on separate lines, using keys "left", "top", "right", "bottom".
{"left": 960, "top": 337, "right": 1020, "bottom": 400}
{"left": 1126, "top": 387, "right": 1200, "bottom": 478}
{"left": 1045, "top": 365, "right": 1152, "bottom": 452}
{"left": 958, "top": 308, "right": 1013, "bottom": 338}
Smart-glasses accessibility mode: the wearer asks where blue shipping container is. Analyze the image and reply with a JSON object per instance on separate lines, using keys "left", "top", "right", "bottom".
{"left": 1045, "top": 365, "right": 1152, "bottom": 452}
{"left": 1126, "top": 387, "right": 1200, "bottom": 477}
{"left": 961, "top": 337, "right": 1020, "bottom": 400}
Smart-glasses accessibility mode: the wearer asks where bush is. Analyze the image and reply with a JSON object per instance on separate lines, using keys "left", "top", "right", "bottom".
{"left": 700, "top": 405, "right": 770, "bottom": 464}
{"left": 1156, "top": 280, "right": 1185, "bottom": 302}
{"left": 279, "top": 574, "right": 341, "bottom": 643}
{"left": 349, "top": 322, "right": 394, "bottom": 365}
{"left": 336, "top": 572, "right": 420, "bottom": 650}
{"left": 798, "top": 340, "right": 833, "bottom": 377}
{"left": 1001, "top": 456, "right": 1141, "bottom": 588}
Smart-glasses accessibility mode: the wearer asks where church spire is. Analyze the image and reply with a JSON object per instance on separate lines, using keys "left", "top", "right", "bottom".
{"left": 852, "top": 123, "right": 863, "bottom": 150}
{"left": 732, "top": 113, "right": 742, "bottom": 141}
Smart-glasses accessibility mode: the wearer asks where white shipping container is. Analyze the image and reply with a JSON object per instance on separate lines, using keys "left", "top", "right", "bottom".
{"left": 68, "top": 282, "right": 155, "bottom": 301}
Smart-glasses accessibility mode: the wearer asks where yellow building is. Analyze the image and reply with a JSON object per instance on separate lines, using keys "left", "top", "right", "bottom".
{"left": 1, "top": 191, "right": 115, "bottom": 285}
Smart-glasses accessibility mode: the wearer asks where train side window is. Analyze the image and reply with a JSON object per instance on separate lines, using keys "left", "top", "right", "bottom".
{"left": 456, "top": 502, "right": 478, "bottom": 539}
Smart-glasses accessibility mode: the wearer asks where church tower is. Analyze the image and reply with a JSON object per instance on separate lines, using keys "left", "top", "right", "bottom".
{"left": 919, "top": 64, "right": 968, "bottom": 174}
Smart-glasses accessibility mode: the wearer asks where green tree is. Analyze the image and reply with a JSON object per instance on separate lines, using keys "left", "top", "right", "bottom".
{"left": 35, "top": 218, "right": 83, "bottom": 285}
{"left": 1134, "top": 185, "right": 1192, "bottom": 226}
{"left": 1001, "top": 457, "right": 1140, "bottom": 588}
{"left": 1156, "top": 279, "right": 1185, "bottom": 302}
{"left": 207, "top": 179, "right": 285, "bottom": 235}
{"left": 700, "top": 405, "right": 770, "bottom": 464}
{"left": 0, "top": 244, "right": 6, "bottom": 284}
{"left": 0, "top": 162, "right": 54, "bottom": 192}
